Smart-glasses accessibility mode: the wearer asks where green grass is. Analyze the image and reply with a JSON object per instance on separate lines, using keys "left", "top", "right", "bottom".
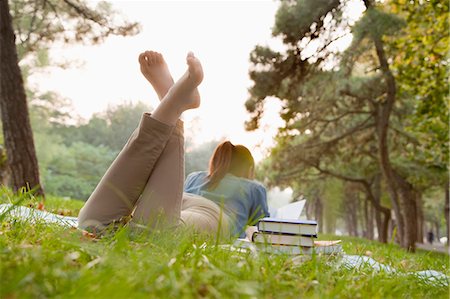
{"left": 0, "top": 189, "right": 449, "bottom": 298}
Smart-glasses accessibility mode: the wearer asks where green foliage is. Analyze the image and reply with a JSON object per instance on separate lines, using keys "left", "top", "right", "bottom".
{"left": 28, "top": 96, "right": 220, "bottom": 199}
{"left": 28, "top": 90, "right": 74, "bottom": 132}
{"left": 31, "top": 101, "right": 153, "bottom": 200}
{"left": 352, "top": 7, "right": 405, "bottom": 42}
{"left": 387, "top": 0, "right": 449, "bottom": 169}
{"left": 3, "top": 0, "right": 141, "bottom": 199}
{"left": 54, "top": 101, "right": 151, "bottom": 152}
{"left": 423, "top": 188, "right": 447, "bottom": 230}
{"left": 0, "top": 193, "right": 448, "bottom": 298}
{"left": 247, "top": 0, "right": 448, "bottom": 240}
{"left": 185, "top": 140, "right": 219, "bottom": 177}
{"left": 273, "top": 0, "right": 341, "bottom": 45}
{"left": 41, "top": 142, "right": 116, "bottom": 200}
{"left": 320, "top": 179, "right": 344, "bottom": 233}
{"left": 11, "top": 0, "right": 140, "bottom": 62}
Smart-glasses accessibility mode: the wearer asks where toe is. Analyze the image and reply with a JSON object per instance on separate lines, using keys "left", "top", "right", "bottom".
{"left": 186, "top": 52, "right": 200, "bottom": 68}
{"left": 151, "top": 51, "right": 160, "bottom": 64}
{"left": 186, "top": 55, "right": 200, "bottom": 69}
{"left": 138, "top": 53, "right": 146, "bottom": 64}
{"left": 147, "top": 53, "right": 155, "bottom": 65}
{"left": 156, "top": 53, "right": 163, "bottom": 64}
{"left": 144, "top": 51, "right": 151, "bottom": 63}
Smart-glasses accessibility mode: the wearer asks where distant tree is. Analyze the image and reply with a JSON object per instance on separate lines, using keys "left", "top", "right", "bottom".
{"left": 0, "top": 0, "right": 139, "bottom": 196}
{"left": 387, "top": 0, "right": 449, "bottom": 244}
{"left": 245, "top": 0, "right": 442, "bottom": 251}
{"left": 185, "top": 140, "right": 219, "bottom": 177}
{"left": 11, "top": 0, "right": 139, "bottom": 61}
{"left": 388, "top": 0, "right": 449, "bottom": 168}
{"left": 41, "top": 141, "right": 116, "bottom": 200}
{"left": 33, "top": 101, "right": 150, "bottom": 200}
{"left": 54, "top": 101, "right": 151, "bottom": 152}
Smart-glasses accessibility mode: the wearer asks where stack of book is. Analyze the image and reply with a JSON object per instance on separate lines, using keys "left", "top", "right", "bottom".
{"left": 248, "top": 217, "right": 342, "bottom": 255}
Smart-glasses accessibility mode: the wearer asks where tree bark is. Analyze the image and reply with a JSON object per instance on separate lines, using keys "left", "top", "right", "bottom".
{"left": 311, "top": 165, "right": 391, "bottom": 242}
{"left": 364, "top": 199, "right": 374, "bottom": 240}
{"left": 416, "top": 191, "right": 424, "bottom": 243}
{"left": 344, "top": 183, "right": 360, "bottom": 237}
{"left": 0, "top": 0, "right": 44, "bottom": 196}
{"left": 363, "top": 199, "right": 369, "bottom": 238}
{"left": 445, "top": 183, "right": 449, "bottom": 245}
{"left": 371, "top": 174, "right": 389, "bottom": 243}
{"left": 315, "top": 196, "right": 323, "bottom": 233}
{"left": 366, "top": 6, "right": 417, "bottom": 250}
{"left": 433, "top": 221, "right": 439, "bottom": 242}
{"left": 361, "top": 178, "right": 390, "bottom": 243}
{"left": 0, "top": 145, "right": 11, "bottom": 185}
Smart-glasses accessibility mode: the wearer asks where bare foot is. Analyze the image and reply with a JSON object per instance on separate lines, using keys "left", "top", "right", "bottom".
{"left": 167, "top": 52, "right": 203, "bottom": 111}
{"left": 138, "top": 51, "right": 174, "bottom": 100}
{"left": 151, "top": 52, "right": 203, "bottom": 125}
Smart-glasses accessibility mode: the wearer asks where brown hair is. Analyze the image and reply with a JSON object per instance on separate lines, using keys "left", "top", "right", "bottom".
{"left": 207, "top": 141, "right": 255, "bottom": 190}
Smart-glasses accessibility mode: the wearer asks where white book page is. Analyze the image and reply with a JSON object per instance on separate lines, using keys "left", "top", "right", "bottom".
{"left": 274, "top": 199, "right": 306, "bottom": 219}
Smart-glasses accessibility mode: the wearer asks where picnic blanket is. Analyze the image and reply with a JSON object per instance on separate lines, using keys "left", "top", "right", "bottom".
{"left": 0, "top": 203, "right": 78, "bottom": 228}
{"left": 0, "top": 203, "right": 448, "bottom": 287}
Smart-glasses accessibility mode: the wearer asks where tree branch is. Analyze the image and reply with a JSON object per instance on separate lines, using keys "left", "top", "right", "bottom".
{"left": 299, "top": 116, "right": 373, "bottom": 149}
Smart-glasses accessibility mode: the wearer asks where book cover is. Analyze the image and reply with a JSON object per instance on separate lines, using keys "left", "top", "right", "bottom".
{"left": 259, "top": 217, "right": 318, "bottom": 225}
{"left": 232, "top": 239, "right": 343, "bottom": 255}
{"left": 257, "top": 217, "right": 318, "bottom": 236}
{"left": 263, "top": 243, "right": 343, "bottom": 255}
{"left": 252, "top": 231, "right": 316, "bottom": 247}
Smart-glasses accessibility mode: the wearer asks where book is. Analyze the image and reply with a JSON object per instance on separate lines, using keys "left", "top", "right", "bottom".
{"left": 252, "top": 231, "right": 316, "bottom": 247}
{"left": 314, "top": 240, "right": 342, "bottom": 247}
{"left": 257, "top": 217, "right": 318, "bottom": 236}
{"left": 263, "top": 243, "right": 342, "bottom": 255}
{"left": 232, "top": 239, "right": 343, "bottom": 255}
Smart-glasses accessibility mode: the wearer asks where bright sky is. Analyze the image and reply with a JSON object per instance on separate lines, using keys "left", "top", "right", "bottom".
{"left": 29, "top": 0, "right": 364, "bottom": 162}
{"left": 29, "top": 0, "right": 286, "bottom": 162}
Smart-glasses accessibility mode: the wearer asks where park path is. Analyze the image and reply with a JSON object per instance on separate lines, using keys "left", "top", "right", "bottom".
{"left": 416, "top": 242, "right": 449, "bottom": 254}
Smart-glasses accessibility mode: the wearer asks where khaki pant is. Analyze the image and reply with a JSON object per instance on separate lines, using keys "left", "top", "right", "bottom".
{"left": 78, "top": 113, "right": 229, "bottom": 235}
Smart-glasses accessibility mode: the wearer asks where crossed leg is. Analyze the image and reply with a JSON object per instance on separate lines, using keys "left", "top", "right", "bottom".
{"left": 131, "top": 51, "right": 189, "bottom": 227}
{"left": 77, "top": 52, "right": 203, "bottom": 231}
{"left": 133, "top": 51, "right": 230, "bottom": 235}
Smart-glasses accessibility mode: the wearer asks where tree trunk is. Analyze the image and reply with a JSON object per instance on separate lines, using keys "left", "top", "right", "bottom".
{"left": 354, "top": 194, "right": 359, "bottom": 237}
{"left": 366, "top": 200, "right": 374, "bottom": 240}
{"left": 369, "top": 16, "right": 417, "bottom": 250}
{"left": 0, "top": 145, "right": 11, "bottom": 185}
{"left": 0, "top": 0, "right": 44, "bottom": 196}
{"left": 361, "top": 178, "right": 390, "bottom": 243}
{"left": 371, "top": 174, "right": 384, "bottom": 242}
{"left": 380, "top": 208, "right": 390, "bottom": 243}
{"left": 344, "top": 183, "right": 360, "bottom": 237}
{"left": 363, "top": 199, "right": 369, "bottom": 238}
{"left": 315, "top": 196, "right": 323, "bottom": 233}
{"left": 416, "top": 191, "right": 424, "bottom": 243}
{"left": 445, "top": 183, "right": 449, "bottom": 245}
{"left": 435, "top": 221, "right": 440, "bottom": 241}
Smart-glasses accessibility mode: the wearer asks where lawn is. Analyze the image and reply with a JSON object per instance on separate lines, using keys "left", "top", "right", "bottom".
{"left": 1, "top": 189, "right": 448, "bottom": 299}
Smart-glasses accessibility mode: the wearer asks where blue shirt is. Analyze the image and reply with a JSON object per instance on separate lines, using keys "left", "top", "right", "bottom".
{"left": 184, "top": 171, "right": 270, "bottom": 237}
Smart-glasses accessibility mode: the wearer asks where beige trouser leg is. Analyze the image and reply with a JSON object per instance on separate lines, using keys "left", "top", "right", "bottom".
{"left": 78, "top": 113, "right": 229, "bottom": 235}
{"left": 131, "top": 120, "right": 185, "bottom": 227}
{"left": 132, "top": 120, "right": 230, "bottom": 236}
{"left": 181, "top": 193, "right": 231, "bottom": 236}
{"left": 78, "top": 113, "right": 174, "bottom": 230}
